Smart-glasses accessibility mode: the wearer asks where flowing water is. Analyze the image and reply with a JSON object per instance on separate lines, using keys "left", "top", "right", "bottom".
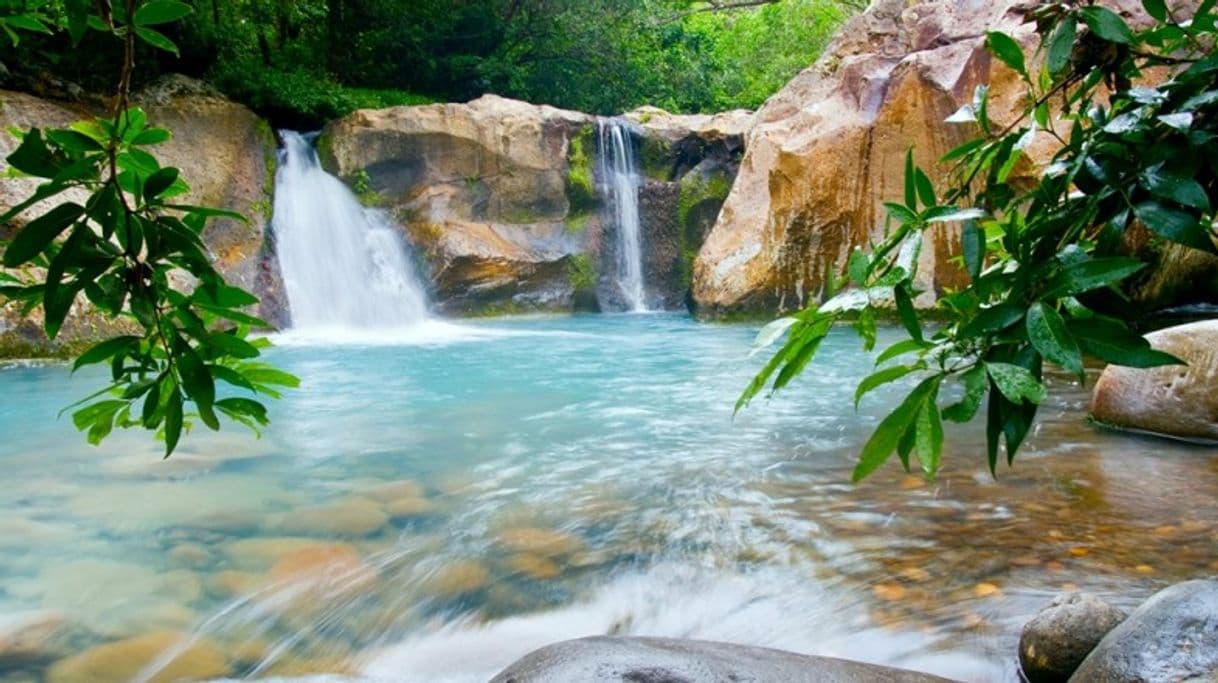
{"left": 1, "top": 316, "right": 1217, "bottom": 682}
{"left": 597, "top": 120, "right": 647, "bottom": 312}
{"left": 271, "top": 131, "right": 429, "bottom": 334}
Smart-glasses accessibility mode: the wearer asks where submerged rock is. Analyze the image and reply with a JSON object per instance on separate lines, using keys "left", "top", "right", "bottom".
{"left": 1090, "top": 320, "right": 1218, "bottom": 443}
{"left": 1019, "top": 593, "right": 1126, "bottom": 683}
{"left": 272, "top": 497, "right": 390, "bottom": 537}
{"left": 496, "top": 527, "right": 585, "bottom": 558}
{"left": 489, "top": 636, "right": 959, "bottom": 683}
{"left": 0, "top": 611, "right": 66, "bottom": 670}
{"left": 1071, "top": 580, "right": 1218, "bottom": 682}
{"left": 45, "top": 631, "right": 229, "bottom": 683}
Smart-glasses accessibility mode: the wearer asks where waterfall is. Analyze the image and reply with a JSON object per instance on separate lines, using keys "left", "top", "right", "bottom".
{"left": 271, "top": 130, "right": 429, "bottom": 333}
{"left": 597, "top": 119, "right": 647, "bottom": 312}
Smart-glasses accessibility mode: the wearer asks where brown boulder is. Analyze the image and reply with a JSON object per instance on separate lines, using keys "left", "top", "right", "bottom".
{"left": 691, "top": 0, "right": 1166, "bottom": 316}
{"left": 0, "top": 81, "right": 281, "bottom": 356}
{"left": 1090, "top": 320, "right": 1218, "bottom": 442}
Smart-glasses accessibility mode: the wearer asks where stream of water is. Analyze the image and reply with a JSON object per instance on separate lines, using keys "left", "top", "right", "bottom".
{"left": 597, "top": 120, "right": 647, "bottom": 312}
{"left": 1, "top": 316, "right": 1216, "bottom": 682}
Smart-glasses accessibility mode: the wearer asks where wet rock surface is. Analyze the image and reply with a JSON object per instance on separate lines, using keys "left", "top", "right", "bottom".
{"left": 1090, "top": 320, "right": 1218, "bottom": 443}
{"left": 1019, "top": 593, "right": 1126, "bottom": 683}
{"left": 1070, "top": 580, "right": 1218, "bottom": 683}
{"left": 489, "top": 636, "right": 961, "bottom": 683}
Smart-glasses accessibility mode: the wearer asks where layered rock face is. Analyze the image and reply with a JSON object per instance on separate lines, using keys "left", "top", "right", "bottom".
{"left": 320, "top": 95, "right": 747, "bottom": 314}
{"left": 691, "top": 0, "right": 1206, "bottom": 316}
{"left": 692, "top": 0, "right": 1033, "bottom": 315}
{"left": 0, "top": 82, "right": 281, "bottom": 352}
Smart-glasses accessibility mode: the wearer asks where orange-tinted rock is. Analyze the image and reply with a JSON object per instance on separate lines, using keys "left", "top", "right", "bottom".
{"left": 426, "top": 560, "right": 491, "bottom": 597}
{"left": 496, "top": 527, "right": 584, "bottom": 558}
{"left": 507, "top": 553, "right": 562, "bottom": 580}
{"left": 45, "top": 631, "right": 229, "bottom": 683}
{"left": 273, "top": 497, "right": 389, "bottom": 537}
{"left": 1090, "top": 320, "right": 1218, "bottom": 443}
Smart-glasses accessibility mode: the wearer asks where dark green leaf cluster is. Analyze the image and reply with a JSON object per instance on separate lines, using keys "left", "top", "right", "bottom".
{"left": 1, "top": 0, "right": 297, "bottom": 456}
{"left": 741, "top": 0, "right": 1216, "bottom": 481}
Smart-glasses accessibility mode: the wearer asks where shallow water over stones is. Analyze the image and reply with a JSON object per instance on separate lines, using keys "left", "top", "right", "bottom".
{"left": 0, "top": 315, "right": 1215, "bottom": 682}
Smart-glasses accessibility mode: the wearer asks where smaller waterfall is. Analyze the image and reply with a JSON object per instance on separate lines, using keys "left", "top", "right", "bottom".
{"left": 272, "top": 131, "right": 429, "bottom": 333}
{"left": 597, "top": 120, "right": 647, "bottom": 312}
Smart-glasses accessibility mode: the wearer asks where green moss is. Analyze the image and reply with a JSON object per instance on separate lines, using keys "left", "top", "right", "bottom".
{"left": 315, "top": 131, "right": 337, "bottom": 173}
{"left": 639, "top": 136, "right": 675, "bottom": 181}
{"left": 0, "top": 332, "right": 85, "bottom": 360}
{"left": 676, "top": 171, "right": 734, "bottom": 289}
{"left": 347, "top": 169, "right": 384, "bottom": 206}
{"left": 257, "top": 119, "right": 278, "bottom": 221}
{"left": 564, "top": 212, "right": 592, "bottom": 234}
{"left": 566, "top": 253, "right": 597, "bottom": 292}
{"left": 565, "top": 125, "right": 599, "bottom": 213}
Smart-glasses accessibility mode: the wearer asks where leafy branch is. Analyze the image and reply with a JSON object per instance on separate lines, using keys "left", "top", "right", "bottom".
{"left": 740, "top": 0, "right": 1216, "bottom": 481}
{"left": 1, "top": 0, "right": 297, "bottom": 456}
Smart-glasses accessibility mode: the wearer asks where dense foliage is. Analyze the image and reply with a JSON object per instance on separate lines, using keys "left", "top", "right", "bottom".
{"left": 742, "top": 0, "right": 1218, "bottom": 480}
{"left": 1, "top": 0, "right": 296, "bottom": 456}
{"left": 2, "top": 0, "right": 856, "bottom": 125}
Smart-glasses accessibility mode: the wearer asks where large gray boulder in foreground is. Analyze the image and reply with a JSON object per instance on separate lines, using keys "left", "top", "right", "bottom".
{"left": 1070, "top": 580, "right": 1218, "bottom": 682}
{"left": 489, "top": 636, "right": 958, "bottom": 683}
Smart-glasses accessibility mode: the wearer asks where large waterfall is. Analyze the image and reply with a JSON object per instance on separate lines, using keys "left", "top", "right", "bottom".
{"left": 271, "top": 131, "right": 429, "bottom": 333}
{"left": 597, "top": 120, "right": 648, "bottom": 312}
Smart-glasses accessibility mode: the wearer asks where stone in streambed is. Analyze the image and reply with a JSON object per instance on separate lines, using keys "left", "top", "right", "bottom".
{"left": 1090, "top": 320, "right": 1218, "bottom": 443}
{"left": 1019, "top": 593, "right": 1126, "bottom": 683}
{"left": 426, "top": 560, "right": 491, "bottom": 597}
{"left": 0, "top": 611, "right": 66, "bottom": 669}
{"left": 489, "top": 636, "right": 959, "bottom": 683}
{"left": 496, "top": 527, "right": 584, "bottom": 558}
{"left": 1070, "top": 580, "right": 1218, "bottom": 683}
{"left": 506, "top": 553, "right": 561, "bottom": 580}
{"left": 272, "top": 497, "right": 389, "bottom": 537}
{"left": 45, "top": 631, "right": 228, "bottom": 683}
{"left": 385, "top": 496, "right": 437, "bottom": 519}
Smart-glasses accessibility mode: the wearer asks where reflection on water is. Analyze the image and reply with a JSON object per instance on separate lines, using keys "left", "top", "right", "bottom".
{"left": 0, "top": 315, "right": 1214, "bottom": 683}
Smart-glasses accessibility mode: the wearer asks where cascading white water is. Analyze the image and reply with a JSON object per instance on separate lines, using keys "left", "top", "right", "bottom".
{"left": 597, "top": 120, "right": 647, "bottom": 312}
{"left": 272, "top": 130, "right": 429, "bottom": 333}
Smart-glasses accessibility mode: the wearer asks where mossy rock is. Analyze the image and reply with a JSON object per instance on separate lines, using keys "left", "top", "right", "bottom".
{"left": 676, "top": 169, "right": 733, "bottom": 289}
{"left": 639, "top": 135, "right": 676, "bottom": 182}
{"left": 565, "top": 125, "right": 599, "bottom": 214}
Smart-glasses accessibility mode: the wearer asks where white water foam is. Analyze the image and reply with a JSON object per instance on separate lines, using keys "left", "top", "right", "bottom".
{"left": 272, "top": 131, "right": 430, "bottom": 334}
{"left": 597, "top": 120, "right": 648, "bottom": 312}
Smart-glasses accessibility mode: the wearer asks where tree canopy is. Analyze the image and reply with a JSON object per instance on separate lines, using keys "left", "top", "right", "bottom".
{"left": 2, "top": 0, "right": 857, "bottom": 126}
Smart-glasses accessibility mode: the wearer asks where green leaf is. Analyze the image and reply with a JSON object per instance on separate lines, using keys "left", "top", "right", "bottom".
{"left": 852, "top": 377, "right": 941, "bottom": 482}
{"left": 1142, "top": 168, "right": 1211, "bottom": 212}
{"left": 64, "top": 0, "right": 91, "bottom": 44}
{"left": 985, "top": 362, "right": 1046, "bottom": 405}
{"left": 772, "top": 317, "right": 833, "bottom": 392}
{"left": 72, "top": 400, "right": 127, "bottom": 431}
{"left": 914, "top": 169, "right": 937, "bottom": 208}
{"left": 855, "top": 363, "right": 922, "bottom": 409}
{"left": 1026, "top": 303, "right": 1083, "bottom": 376}
{"left": 243, "top": 367, "right": 302, "bottom": 389}
{"left": 1071, "top": 318, "right": 1186, "bottom": 368}
{"left": 875, "top": 338, "right": 929, "bottom": 366}
{"left": 194, "top": 304, "right": 268, "bottom": 327}
{"left": 960, "top": 304, "right": 1025, "bottom": 338}
{"left": 943, "top": 364, "right": 987, "bottom": 423}
{"left": 1047, "top": 17, "right": 1077, "bottom": 75}
{"left": 1046, "top": 258, "right": 1146, "bottom": 297}
{"left": 1134, "top": 201, "right": 1214, "bottom": 251}
{"left": 164, "top": 386, "right": 184, "bottom": 457}
{"left": 986, "top": 31, "right": 1027, "bottom": 77}
{"left": 915, "top": 397, "right": 944, "bottom": 476}
{"left": 847, "top": 248, "right": 869, "bottom": 285}
{"left": 884, "top": 202, "right": 918, "bottom": 225}
{"left": 1142, "top": 0, "right": 1168, "bottom": 21}
{"left": 3, "top": 202, "right": 84, "bottom": 267}
{"left": 133, "top": 0, "right": 193, "bottom": 25}
{"left": 206, "top": 332, "right": 261, "bottom": 359}
{"left": 144, "top": 167, "right": 179, "bottom": 202}
{"left": 134, "top": 26, "right": 179, "bottom": 55}
{"left": 7, "top": 128, "right": 60, "bottom": 178}
{"left": 131, "top": 127, "right": 172, "bottom": 146}
{"left": 894, "top": 284, "right": 923, "bottom": 343}
{"left": 73, "top": 336, "right": 141, "bottom": 372}
{"left": 216, "top": 397, "right": 269, "bottom": 425}
{"left": 175, "top": 339, "right": 216, "bottom": 418}
{"left": 962, "top": 220, "right": 984, "bottom": 278}
{"left": 1081, "top": 6, "right": 1133, "bottom": 43}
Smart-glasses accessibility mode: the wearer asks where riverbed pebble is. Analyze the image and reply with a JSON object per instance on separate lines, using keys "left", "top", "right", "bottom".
{"left": 45, "top": 631, "right": 229, "bottom": 683}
